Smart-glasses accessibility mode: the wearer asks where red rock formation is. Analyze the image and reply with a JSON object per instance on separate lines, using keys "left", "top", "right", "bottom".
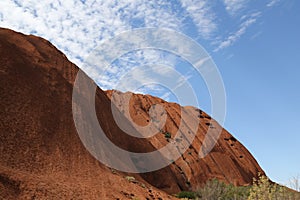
{"left": 0, "top": 28, "right": 265, "bottom": 199}
{"left": 0, "top": 28, "right": 174, "bottom": 199}
{"left": 105, "top": 90, "right": 265, "bottom": 192}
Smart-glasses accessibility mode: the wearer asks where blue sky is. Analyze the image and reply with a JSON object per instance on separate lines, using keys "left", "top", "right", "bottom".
{"left": 0, "top": 0, "right": 299, "bottom": 186}
{"left": 213, "top": 1, "right": 300, "bottom": 185}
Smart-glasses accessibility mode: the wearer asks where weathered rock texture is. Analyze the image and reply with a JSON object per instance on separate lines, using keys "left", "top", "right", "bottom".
{"left": 0, "top": 28, "right": 264, "bottom": 199}
{"left": 105, "top": 90, "right": 265, "bottom": 192}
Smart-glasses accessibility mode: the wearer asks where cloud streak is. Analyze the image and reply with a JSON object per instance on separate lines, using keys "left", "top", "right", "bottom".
{"left": 214, "top": 11, "right": 261, "bottom": 52}
{"left": 266, "top": 0, "right": 280, "bottom": 7}
{"left": 222, "top": 0, "right": 249, "bottom": 15}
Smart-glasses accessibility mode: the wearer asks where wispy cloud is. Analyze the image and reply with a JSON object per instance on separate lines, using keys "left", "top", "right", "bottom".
{"left": 99, "top": 49, "right": 179, "bottom": 90}
{"left": 180, "top": 0, "right": 217, "bottom": 39}
{"left": 0, "top": 0, "right": 272, "bottom": 94}
{"left": 266, "top": 0, "right": 280, "bottom": 7}
{"left": 160, "top": 71, "right": 193, "bottom": 99}
{"left": 0, "top": 0, "right": 186, "bottom": 90}
{"left": 214, "top": 11, "right": 261, "bottom": 52}
{"left": 223, "top": 0, "right": 248, "bottom": 15}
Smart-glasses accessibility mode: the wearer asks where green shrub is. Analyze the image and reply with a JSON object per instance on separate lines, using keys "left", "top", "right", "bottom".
{"left": 164, "top": 132, "right": 171, "bottom": 139}
{"left": 177, "top": 191, "right": 196, "bottom": 199}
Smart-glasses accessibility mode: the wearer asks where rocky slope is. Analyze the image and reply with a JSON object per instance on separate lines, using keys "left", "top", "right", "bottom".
{"left": 0, "top": 28, "right": 265, "bottom": 199}
{"left": 105, "top": 90, "right": 265, "bottom": 191}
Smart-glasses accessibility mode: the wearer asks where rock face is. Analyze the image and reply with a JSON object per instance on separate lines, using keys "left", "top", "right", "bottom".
{"left": 105, "top": 90, "right": 265, "bottom": 191}
{"left": 0, "top": 28, "right": 265, "bottom": 199}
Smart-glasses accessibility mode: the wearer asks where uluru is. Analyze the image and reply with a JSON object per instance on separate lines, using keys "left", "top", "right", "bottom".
{"left": 0, "top": 28, "right": 266, "bottom": 199}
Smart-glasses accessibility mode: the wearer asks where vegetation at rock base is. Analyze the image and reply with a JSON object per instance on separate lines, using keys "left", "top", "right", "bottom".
{"left": 177, "top": 191, "right": 197, "bottom": 199}
{"left": 176, "top": 175, "right": 300, "bottom": 200}
{"left": 248, "top": 174, "right": 300, "bottom": 200}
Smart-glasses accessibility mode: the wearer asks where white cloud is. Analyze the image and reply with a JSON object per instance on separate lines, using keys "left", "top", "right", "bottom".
{"left": 0, "top": 0, "right": 269, "bottom": 93}
{"left": 0, "top": 0, "right": 186, "bottom": 90}
{"left": 223, "top": 0, "right": 248, "bottom": 15}
{"left": 103, "top": 49, "right": 180, "bottom": 91}
{"left": 180, "top": 0, "right": 217, "bottom": 38}
{"left": 266, "top": 0, "right": 280, "bottom": 7}
{"left": 214, "top": 12, "right": 261, "bottom": 51}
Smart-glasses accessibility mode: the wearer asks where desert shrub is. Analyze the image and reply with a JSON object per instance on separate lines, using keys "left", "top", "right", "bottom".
{"left": 196, "top": 179, "right": 249, "bottom": 200}
{"left": 177, "top": 191, "right": 196, "bottom": 199}
{"left": 247, "top": 174, "right": 299, "bottom": 200}
{"left": 196, "top": 179, "right": 226, "bottom": 199}
{"left": 177, "top": 176, "right": 300, "bottom": 200}
{"left": 175, "top": 179, "right": 250, "bottom": 200}
{"left": 221, "top": 184, "right": 250, "bottom": 200}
